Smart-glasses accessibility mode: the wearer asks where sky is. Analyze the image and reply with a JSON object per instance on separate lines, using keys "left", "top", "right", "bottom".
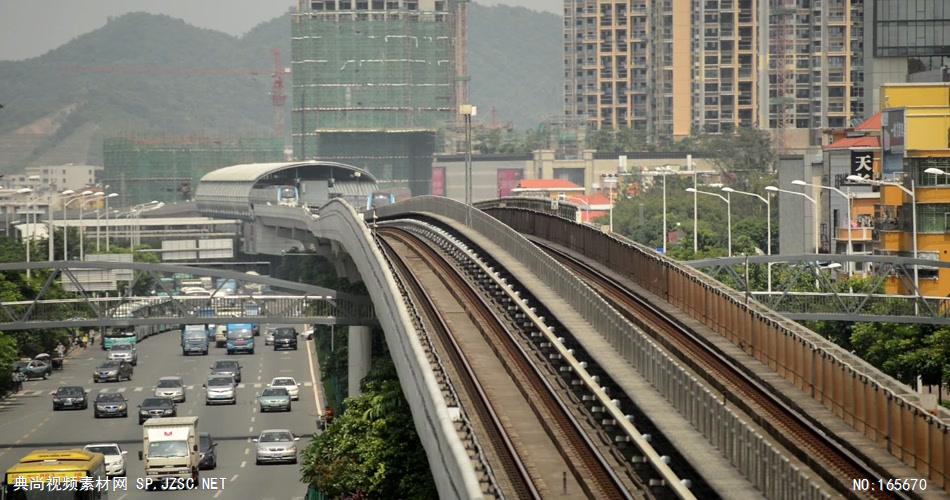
{"left": 0, "top": 0, "right": 560, "bottom": 61}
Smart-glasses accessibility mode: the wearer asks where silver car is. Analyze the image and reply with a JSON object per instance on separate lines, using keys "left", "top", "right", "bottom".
{"left": 254, "top": 429, "right": 299, "bottom": 465}
{"left": 108, "top": 344, "right": 137, "bottom": 365}
{"left": 154, "top": 376, "right": 185, "bottom": 403}
{"left": 264, "top": 327, "right": 276, "bottom": 346}
{"left": 204, "top": 376, "right": 236, "bottom": 405}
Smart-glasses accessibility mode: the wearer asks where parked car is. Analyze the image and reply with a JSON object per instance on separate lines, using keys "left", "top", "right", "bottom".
{"left": 34, "top": 353, "right": 63, "bottom": 371}
{"left": 254, "top": 429, "right": 299, "bottom": 465}
{"left": 94, "top": 360, "right": 133, "bottom": 383}
{"left": 93, "top": 393, "right": 129, "bottom": 418}
{"left": 137, "top": 397, "right": 177, "bottom": 425}
{"left": 18, "top": 360, "right": 51, "bottom": 380}
{"left": 52, "top": 386, "right": 88, "bottom": 410}
{"left": 153, "top": 376, "right": 186, "bottom": 402}
{"left": 210, "top": 360, "right": 241, "bottom": 383}
{"left": 198, "top": 433, "right": 218, "bottom": 470}
{"left": 257, "top": 387, "right": 291, "bottom": 412}
{"left": 83, "top": 443, "right": 127, "bottom": 476}
{"left": 272, "top": 328, "right": 298, "bottom": 351}
{"left": 268, "top": 377, "right": 300, "bottom": 401}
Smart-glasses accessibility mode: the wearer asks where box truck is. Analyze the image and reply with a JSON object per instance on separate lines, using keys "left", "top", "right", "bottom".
{"left": 138, "top": 416, "right": 199, "bottom": 489}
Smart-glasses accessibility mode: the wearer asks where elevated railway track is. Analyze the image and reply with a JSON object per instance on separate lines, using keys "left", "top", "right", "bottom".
{"left": 539, "top": 239, "right": 911, "bottom": 500}
{"left": 378, "top": 222, "right": 699, "bottom": 498}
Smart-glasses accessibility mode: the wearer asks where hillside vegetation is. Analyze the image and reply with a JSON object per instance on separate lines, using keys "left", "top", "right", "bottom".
{"left": 0, "top": 6, "right": 560, "bottom": 171}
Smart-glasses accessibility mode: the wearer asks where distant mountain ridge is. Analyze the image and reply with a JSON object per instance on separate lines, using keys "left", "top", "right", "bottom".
{"left": 0, "top": 6, "right": 560, "bottom": 171}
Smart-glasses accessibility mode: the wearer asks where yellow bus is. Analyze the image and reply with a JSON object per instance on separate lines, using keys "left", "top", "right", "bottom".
{"left": 2, "top": 449, "right": 108, "bottom": 499}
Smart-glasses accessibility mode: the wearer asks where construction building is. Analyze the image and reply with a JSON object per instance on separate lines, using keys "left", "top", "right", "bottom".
{"left": 102, "top": 137, "right": 284, "bottom": 207}
{"left": 291, "top": 0, "right": 465, "bottom": 196}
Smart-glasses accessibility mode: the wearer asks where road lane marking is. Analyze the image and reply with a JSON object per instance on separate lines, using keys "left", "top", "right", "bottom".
{"left": 305, "top": 338, "right": 323, "bottom": 414}
{"left": 230, "top": 474, "right": 239, "bottom": 482}
{"left": 250, "top": 416, "right": 255, "bottom": 423}
{"left": 133, "top": 387, "right": 143, "bottom": 392}
{"left": 117, "top": 387, "right": 126, "bottom": 392}
{"left": 240, "top": 460, "right": 246, "bottom": 468}
{"left": 253, "top": 383, "right": 262, "bottom": 388}
{"left": 214, "top": 491, "right": 222, "bottom": 499}
{"left": 186, "top": 385, "right": 194, "bottom": 390}
{"left": 237, "top": 384, "right": 245, "bottom": 389}
{"left": 244, "top": 448, "right": 249, "bottom": 455}
{"left": 118, "top": 493, "right": 128, "bottom": 500}
{"left": 248, "top": 426, "right": 254, "bottom": 433}
{"left": 303, "top": 382, "right": 312, "bottom": 387}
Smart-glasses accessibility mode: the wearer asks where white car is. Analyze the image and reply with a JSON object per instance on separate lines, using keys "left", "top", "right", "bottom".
{"left": 107, "top": 344, "right": 137, "bottom": 365}
{"left": 268, "top": 377, "right": 300, "bottom": 401}
{"left": 254, "top": 429, "right": 299, "bottom": 465}
{"left": 154, "top": 376, "right": 186, "bottom": 403}
{"left": 83, "top": 443, "right": 127, "bottom": 476}
{"left": 264, "top": 328, "right": 276, "bottom": 346}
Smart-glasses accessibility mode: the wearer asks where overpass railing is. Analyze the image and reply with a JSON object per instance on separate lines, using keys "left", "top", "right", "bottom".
{"left": 380, "top": 196, "right": 835, "bottom": 498}
{"left": 475, "top": 196, "right": 950, "bottom": 490}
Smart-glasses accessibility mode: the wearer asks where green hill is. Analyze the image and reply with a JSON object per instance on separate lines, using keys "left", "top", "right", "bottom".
{"left": 0, "top": 6, "right": 561, "bottom": 171}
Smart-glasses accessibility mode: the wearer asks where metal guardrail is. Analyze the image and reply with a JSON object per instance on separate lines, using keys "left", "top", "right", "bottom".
{"left": 474, "top": 196, "right": 950, "bottom": 492}
{"left": 381, "top": 196, "right": 833, "bottom": 498}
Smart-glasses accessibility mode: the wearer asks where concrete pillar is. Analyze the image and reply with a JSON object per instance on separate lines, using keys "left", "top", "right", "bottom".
{"left": 347, "top": 325, "right": 372, "bottom": 397}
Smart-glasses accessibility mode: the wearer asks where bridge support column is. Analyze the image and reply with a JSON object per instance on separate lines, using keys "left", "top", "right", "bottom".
{"left": 347, "top": 325, "right": 372, "bottom": 397}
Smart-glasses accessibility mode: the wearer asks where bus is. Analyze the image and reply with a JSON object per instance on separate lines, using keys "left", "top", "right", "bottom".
{"left": 3, "top": 449, "right": 108, "bottom": 499}
{"left": 226, "top": 323, "right": 255, "bottom": 355}
{"left": 101, "top": 328, "right": 137, "bottom": 350}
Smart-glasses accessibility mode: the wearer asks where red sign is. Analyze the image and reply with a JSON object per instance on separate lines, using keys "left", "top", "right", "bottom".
{"left": 431, "top": 166, "right": 446, "bottom": 196}
{"left": 496, "top": 169, "right": 523, "bottom": 198}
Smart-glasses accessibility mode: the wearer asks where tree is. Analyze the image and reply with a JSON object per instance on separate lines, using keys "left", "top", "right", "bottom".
{"left": 301, "top": 358, "right": 436, "bottom": 498}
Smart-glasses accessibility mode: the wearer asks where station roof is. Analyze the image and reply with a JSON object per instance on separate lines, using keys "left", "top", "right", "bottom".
{"left": 200, "top": 161, "right": 375, "bottom": 184}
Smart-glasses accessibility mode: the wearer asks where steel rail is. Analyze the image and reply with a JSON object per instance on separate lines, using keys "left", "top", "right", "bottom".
{"left": 379, "top": 229, "right": 540, "bottom": 499}
{"left": 538, "top": 240, "right": 914, "bottom": 500}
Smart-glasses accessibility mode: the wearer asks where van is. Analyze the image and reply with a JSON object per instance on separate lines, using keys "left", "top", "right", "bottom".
{"left": 181, "top": 325, "right": 209, "bottom": 356}
{"left": 214, "top": 325, "right": 227, "bottom": 348}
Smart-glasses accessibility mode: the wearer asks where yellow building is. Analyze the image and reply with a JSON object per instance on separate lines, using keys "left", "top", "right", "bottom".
{"left": 876, "top": 83, "right": 950, "bottom": 297}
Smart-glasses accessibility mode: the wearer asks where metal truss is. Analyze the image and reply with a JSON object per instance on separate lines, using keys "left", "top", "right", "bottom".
{"left": 688, "top": 254, "right": 950, "bottom": 324}
{"left": 0, "top": 261, "right": 374, "bottom": 330}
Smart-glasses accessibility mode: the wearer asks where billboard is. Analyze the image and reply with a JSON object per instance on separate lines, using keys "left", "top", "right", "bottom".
{"left": 849, "top": 151, "right": 873, "bottom": 181}
{"left": 882, "top": 109, "right": 905, "bottom": 175}
{"left": 431, "top": 166, "right": 445, "bottom": 196}
{"left": 496, "top": 169, "right": 523, "bottom": 198}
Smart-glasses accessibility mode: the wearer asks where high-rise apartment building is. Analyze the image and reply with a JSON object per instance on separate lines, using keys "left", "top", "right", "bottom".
{"left": 564, "top": 0, "right": 868, "bottom": 150}
{"left": 292, "top": 0, "right": 464, "bottom": 194}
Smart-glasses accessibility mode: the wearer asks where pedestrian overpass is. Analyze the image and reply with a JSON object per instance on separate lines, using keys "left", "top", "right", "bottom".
{"left": 0, "top": 261, "right": 373, "bottom": 331}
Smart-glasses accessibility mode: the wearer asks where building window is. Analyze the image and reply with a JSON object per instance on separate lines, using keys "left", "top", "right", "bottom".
{"left": 917, "top": 203, "right": 950, "bottom": 233}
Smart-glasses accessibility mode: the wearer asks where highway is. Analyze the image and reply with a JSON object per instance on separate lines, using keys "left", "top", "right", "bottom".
{"left": 0, "top": 326, "right": 322, "bottom": 500}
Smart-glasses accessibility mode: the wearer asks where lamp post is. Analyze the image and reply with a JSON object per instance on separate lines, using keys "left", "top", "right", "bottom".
{"left": 78, "top": 192, "right": 104, "bottom": 261}
{"left": 63, "top": 190, "right": 93, "bottom": 261}
{"left": 722, "top": 186, "right": 772, "bottom": 292}
{"left": 130, "top": 201, "right": 163, "bottom": 249}
{"left": 766, "top": 185, "right": 818, "bottom": 254}
{"left": 602, "top": 173, "right": 618, "bottom": 233}
{"left": 847, "top": 174, "right": 919, "bottom": 300}
{"left": 16, "top": 188, "right": 33, "bottom": 278}
{"left": 459, "top": 104, "right": 476, "bottom": 222}
{"left": 793, "top": 179, "right": 853, "bottom": 274}
{"left": 102, "top": 193, "right": 119, "bottom": 251}
{"left": 50, "top": 189, "right": 74, "bottom": 262}
{"left": 686, "top": 187, "right": 731, "bottom": 256}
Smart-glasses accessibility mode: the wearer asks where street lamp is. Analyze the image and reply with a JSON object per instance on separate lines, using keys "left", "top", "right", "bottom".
{"left": 722, "top": 186, "right": 772, "bottom": 292}
{"left": 602, "top": 174, "right": 618, "bottom": 233}
{"left": 49, "top": 189, "right": 75, "bottom": 261}
{"left": 686, "top": 187, "right": 731, "bottom": 256}
{"left": 63, "top": 190, "right": 93, "bottom": 261}
{"left": 103, "top": 193, "right": 119, "bottom": 251}
{"left": 924, "top": 167, "right": 950, "bottom": 183}
{"left": 16, "top": 188, "right": 34, "bottom": 278}
{"left": 792, "top": 179, "right": 854, "bottom": 273}
{"left": 847, "top": 174, "right": 919, "bottom": 298}
{"left": 78, "top": 192, "right": 104, "bottom": 261}
{"left": 766, "top": 185, "right": 819, "bottom": 254}
{"left": 459, "top": 104, "right": 476, "bottom": 213}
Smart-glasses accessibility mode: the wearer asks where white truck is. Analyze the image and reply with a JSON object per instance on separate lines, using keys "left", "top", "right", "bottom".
{"left": 138, "top": 416, "right": 200, "bottom": 489}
